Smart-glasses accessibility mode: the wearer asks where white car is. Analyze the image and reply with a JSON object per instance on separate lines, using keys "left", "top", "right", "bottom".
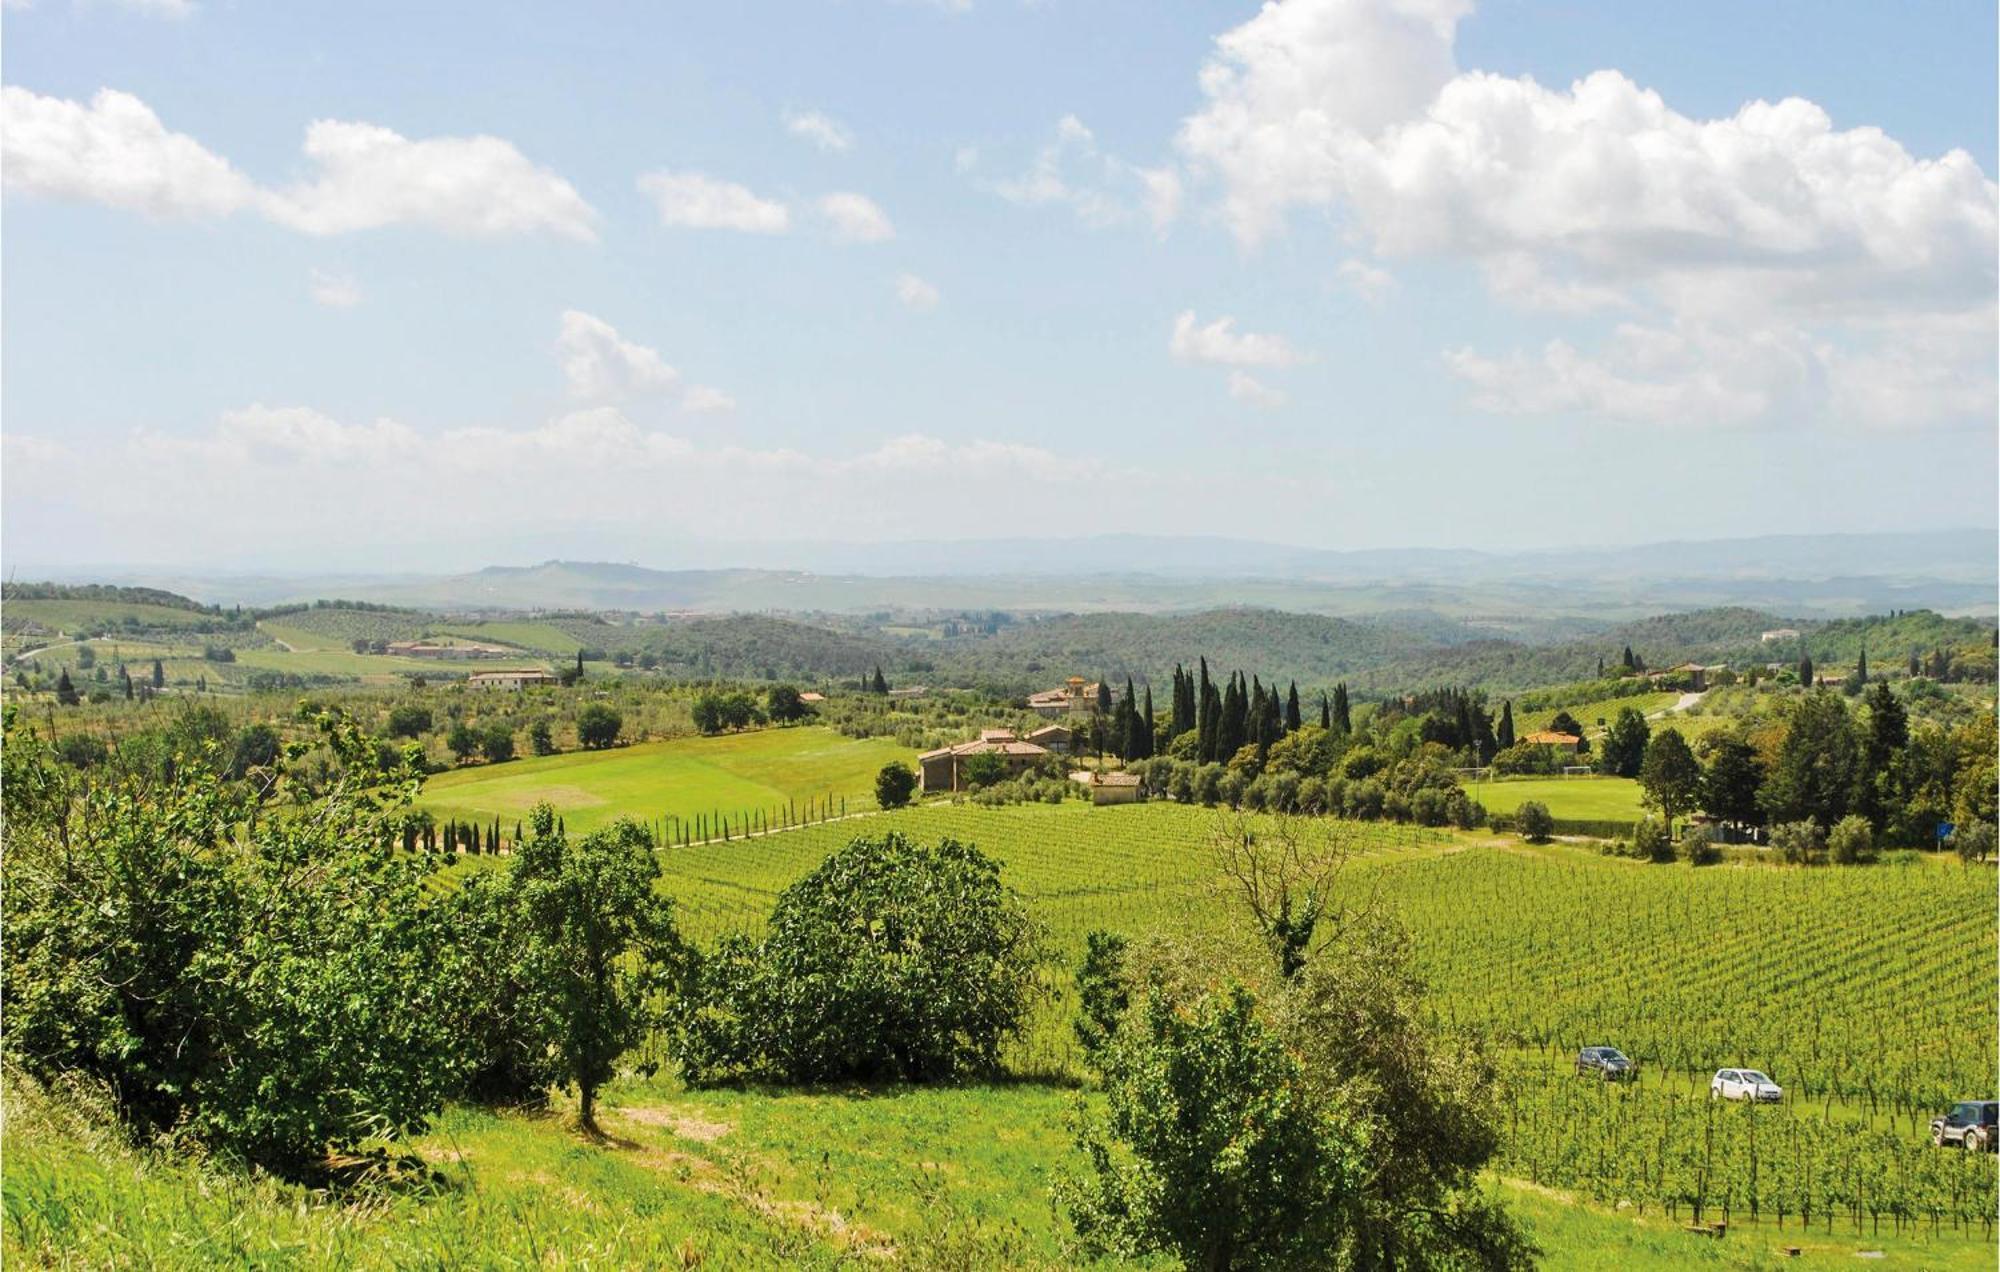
{"left": 1711, "top": 1068, "right": 1783, "bottom": 1103}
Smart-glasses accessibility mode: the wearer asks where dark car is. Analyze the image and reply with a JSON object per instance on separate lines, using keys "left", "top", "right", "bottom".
{"left": 1930, "top": 1101, "right": 1997, "bottom": 1151}
{"left": 1575, "top": 1046, "right": 1638, "bottom": 1081}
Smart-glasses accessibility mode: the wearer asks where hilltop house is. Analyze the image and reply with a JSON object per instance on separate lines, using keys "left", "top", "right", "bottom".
{"left": 917, "top": 728, "right": 1051, "bottom": 792}
{"left": 1760, "top": 628, "right": 1801, "bottom": 644}
{"left": 468, "top": 668, "right": 559, "bottom": 690}
{"left": 1027, "top": 676, "right": 1121, "bottom": 719}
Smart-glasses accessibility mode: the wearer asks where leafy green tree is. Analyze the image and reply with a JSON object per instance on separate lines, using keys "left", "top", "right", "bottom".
{"left": 1516, "top": 801, "right": 1555, "bottom": 842}
{"left": 447, "top": 722, "right": 480, "bottom": 763}
{"left": 1073, "top": 929, "right": 1129, "bottom": 1056}
{"left": 1637, "top": 728, "right": 1701, "bottom": 828}
{"left": 1598, "top": 707, "right": 1650, "bottom": 777}
{"left": 529, "top": 719, "right": 557, "bottom": 755}
{"left": 56, "top": 733, "right": 109, "bottom": 769}
{"left": 509, "top": 806, "right": 686, "bottom": 1132}
{"left": 228, "top": 723, "right": 282, "bottom": 779}
{"left": 765, "top": 683, "right": 812, "bottom": 723}
{"left": 874, "top": 760, "right": 917, "bottom": 809}
{"left": 1856, "top": 681, "right": 1908, "bottom": 831}
{"left": 480, "top": 723, "right": 516, "bottom": 764}
{"left": 960, "top": 749, "right": 1008, "bottom": 789}
{"left": 1953, "top": 821, "right": 1995, "bottom": 864}
{"left": 1630, "top": 817, "right": 1673, "bottom": 863}
{"left": 674, "top": 833, "right": 1038, "bottom": 1085}
{"left": 1698, "top": 735, "right": 1765, "bottom": 829}
{"left": 55, "top": 667, "right": 79, "bottom": 706}
{"left": 387, "top": 704, "right": 433, "bottom": 738}
{"left": 1761, "top": 690, "right": 1858, "bottom": 827}
{"left": 1770, "top": 819, "right": 1826, "bottom": 865}
{"left": 576, "top": 703, "right": 622, "bottom": 749}
{"left": 1, "top": 708, "right": 464, "bottom": 1178}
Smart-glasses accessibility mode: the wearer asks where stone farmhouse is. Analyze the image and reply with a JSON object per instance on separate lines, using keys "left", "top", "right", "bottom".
{"left": 468, "top": 668, "right": 560, "bottom": 690}
{"left": 1027, "top": 676, "right": 1121, "bottom": 719}
{"left": 917, "top": 728, "right": 1051, "bottom": 792}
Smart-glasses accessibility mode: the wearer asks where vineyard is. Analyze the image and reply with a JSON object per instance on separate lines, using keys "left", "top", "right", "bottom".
{"left": 626, "top": 801, "right": 1999, "bottom": 1236}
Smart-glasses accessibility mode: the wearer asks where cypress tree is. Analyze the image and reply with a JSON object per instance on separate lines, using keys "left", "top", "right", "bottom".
{"left": 1621, "top": 645, "right": 1636, "bottom": 671}
{"left": 575, "top": 649, "right": 585, "bottom": 678}
{"left": 122, "top": 670, "right": 134, "bottom": 700}
{"left": 1497, "top": 700, "right": 1516, "bottom": 749}
{"left": 1141, "top": 684, "right": 1155, "bottom": 758}
{"left": 1854, "top": 647, "right": 1868, "bottom": 686}
{"left": 1284, "top": 681, "right": 1301, "bottom": 734}
{"left": 1332, "top": 683, "right": 1352, "bottom": 735}
{"left": 151, "top": 658, "right": 165, "bottom": 688}
{"left": 56, "top": 667, "right": 79, "bottom": 707}
{"left": 872, "top": 665, "right": 888, "bottom": 694}
{"left": 1799, "top": 651, "right": 1815, "bottom": 686}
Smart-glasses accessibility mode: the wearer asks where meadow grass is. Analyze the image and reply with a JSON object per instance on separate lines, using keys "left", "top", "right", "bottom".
{"left": 1467, "top": 774, "right": 1646, "bottom": 821}
{"left": 420, "top": 725, "right": 909, "bottom": 835}
{"left": 0, "top": 598, "right": 223, "bottom": 633}
{"left": 1514, "top": 690, "right": 1680, "bottom": 736}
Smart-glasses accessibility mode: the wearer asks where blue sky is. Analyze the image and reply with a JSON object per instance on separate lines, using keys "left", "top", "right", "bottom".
{"left": 3, "top": 0, "right": 1994, "bottom": 572}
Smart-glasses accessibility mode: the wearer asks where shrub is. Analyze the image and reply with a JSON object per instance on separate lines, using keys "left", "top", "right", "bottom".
{"left": 1677, "top": 824, "right": 1719, "bottom": 866}
{"left": 874, "top": 761, "right": 917, "bottom": 809}
{"left": 1074, "top": 929, "right": 1130, "bottom": 1057}
{"left": 228, "top": 723, "right": 281, "bottom": 779}
{"left": 1, "top": 710, "right": 465, "bottom": 1178}
{"left": 55, "top": 733, "right": 109, "bottom": 769}
{"left": 1827, "top": 814, "right": 1876, "bottom": 865}
{"left": 1516, "top": 801, "right": 1555, "bottom": 842}
{"left": 1630, "top": 817, "right": 1673, "bottom": 863}
{"left": 386, "top": 704, "right": 432, "bottom": 738}
{"left": 480, "top": 723, "right": 515, "bottom": 764}
{"left": 447, "top": 722, "right": 479, "bottom": 763}
{"left": 1954, "top": 821, "right": 1996, "bottom": 864}
{"left": 674, "top": 833, "right": 1038, "bottom": 1085}
{"left": 576, "top": 704, "right": 622, "bottom": 749}
{"left": 1771, "top": 819, "right": 1826, "bottom": 865}
{"left": 528, "top": 719, "right": 556, "bottom": 755}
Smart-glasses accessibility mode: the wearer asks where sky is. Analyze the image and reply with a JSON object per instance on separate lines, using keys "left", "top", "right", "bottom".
{"left": 3, "top": 0, "right": 1995, "bottom": 573}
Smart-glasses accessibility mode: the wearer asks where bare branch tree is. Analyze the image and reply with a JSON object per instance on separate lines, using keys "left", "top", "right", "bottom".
{"left": 1205, "top": 812, "right": 1371, "bottom": 978}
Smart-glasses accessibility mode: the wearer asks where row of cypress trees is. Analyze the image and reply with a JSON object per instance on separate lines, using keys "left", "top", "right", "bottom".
{"left": 1163, "top": 658, "right": 1353, "bottom": 764}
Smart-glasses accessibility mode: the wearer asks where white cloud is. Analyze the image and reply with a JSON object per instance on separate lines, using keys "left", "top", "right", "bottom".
{"left": 987, "top": 114, "right": 1181, "bottom": 232}
{"left": 895, "top": 272, "right": 942, "bottom": 311}
{"left": 681, "top": 385, "right": 738, "bottom": 414}
{"left": 1336, "top": 257, "right": 1396, "bottom": 302}
{"left": 818, "top": 191, "right": 896, "bottom": 243}
{"left": 1228, "top": 371, "right": 1288, "bottom": 409}
{"left": 1176, "top": 0, "right": 1998, "bottom": 430}
{"left": 1, "top": 86, "right": 256, "bottom": 217}
{"left": 784, "top": 110, "right": 854, "bottom": 153}
{"left": 1170, "top": 310, "right": 1304, "bottom": 367}
{"left": 1, "top": 86, "right": 598, "bottom": 240}
{"left": 309, "top": 268, "right": 362, "bottom": 308}
{"left": 556, "top": 310, "right": 680, "bottom": 401}
{"left": 638, "top": 170, "right": 791, "bottom": 234}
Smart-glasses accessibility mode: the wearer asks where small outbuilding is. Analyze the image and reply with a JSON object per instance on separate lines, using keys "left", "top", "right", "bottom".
{"left": 1071, "top": 769, "right": 1142, "bottom": 806}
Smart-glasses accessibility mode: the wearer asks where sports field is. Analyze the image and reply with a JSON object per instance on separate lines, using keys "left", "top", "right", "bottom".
{"left": 1467, "top": 774, "right": 1646, "bottom": 821}
{"left": 419, "top": 725, "right": 909, "bottom": 835}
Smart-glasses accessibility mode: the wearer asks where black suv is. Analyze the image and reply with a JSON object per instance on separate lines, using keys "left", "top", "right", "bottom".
{"left": 1575, "top": 1046, "right": 1638, "bottom": 1081}
{"left": 1931, "top": 1101, "right": 1997, "bottom": 1151}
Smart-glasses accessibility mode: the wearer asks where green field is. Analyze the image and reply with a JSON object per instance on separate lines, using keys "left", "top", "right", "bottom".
{"left": 1515, "top": 690, "right": 1679, "bottom": 737}
{"left": 0, "top": 597, "right": 225, "bottom": 634}
{"left": 420, "top": 726, "right": 909, "bottom": 836}
{"left": 1469, "top": 774, "right": 1647, "bottom": 822}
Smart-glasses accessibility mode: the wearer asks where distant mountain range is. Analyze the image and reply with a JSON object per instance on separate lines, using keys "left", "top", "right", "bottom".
{"left": 23, "top": 528, "right": 1996, "bottom": 621}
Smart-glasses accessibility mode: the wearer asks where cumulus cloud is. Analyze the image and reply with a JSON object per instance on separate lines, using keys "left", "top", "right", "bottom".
{"left": 556, "top": 310, "right": 680, "bottom": 401}
{"left": 681, "top": 384, "right": 738, "bottom": 414}
{"left": 1336, "top": 257, "right": 1396, "bottom": 302}
{"left": 309, "top": 268, "right": 362, "bottom": 308}
{"left": 1, "top": 85, "right": 598, "bottom": 240}
{"left": 1170, "top": 310, "right": 1305, "bottom": 367}
{"left": 895, "top": 272, "right": 942, "bottom": 311}
{"left": 1, "top": 86, "right": 257, "bottom": 217}
{"left": 785, "top": 110, "right": 854, "bottom": 153}
{"left": 638, "top": 169, "right": 791, "bottom": 234}
{"left": 1176, "top": 0, "right": 1998, "bottom": 429}
{"left": 1227, "top": 371, "right": 1288, "bottom": 409}
{"left": 818, "top": 191, "right": 896, "bottom": 243}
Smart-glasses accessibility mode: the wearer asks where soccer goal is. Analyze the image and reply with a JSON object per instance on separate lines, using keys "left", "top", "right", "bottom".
{"left": 1561, "top": 765, "right": 1594, "bottom": 778}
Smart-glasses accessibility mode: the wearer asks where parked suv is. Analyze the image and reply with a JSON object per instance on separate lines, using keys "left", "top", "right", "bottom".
{"left": 1710, "top": 1068, "right": 1782, "bottom": 1102}
{"left": 1930, "top": 1101, "right": 1997, "bottom": 1151}
{"left": 1575, "top": 1046, "right": 1638, "bottom": 1081}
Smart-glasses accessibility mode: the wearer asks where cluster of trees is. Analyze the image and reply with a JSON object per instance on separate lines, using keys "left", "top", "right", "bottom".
{"left": 1161, "top": 660, "right": 1334, "bottom": 765}
{"left": 1623, "top": 684, "right": 1997, "bottom": 859}
{"left": 690, "top": 683, "right": 816, "bottom": 735}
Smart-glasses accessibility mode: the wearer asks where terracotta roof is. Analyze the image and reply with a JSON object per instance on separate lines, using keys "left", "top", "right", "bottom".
{"left": 1521, "top": 730, "right": 1581, "bottom": 746}
{"left": 1026, "top": 725, "right": 1071, "bottom": 740}
{"left": 978, "top": 729, "right": 1018, "bottom": 743}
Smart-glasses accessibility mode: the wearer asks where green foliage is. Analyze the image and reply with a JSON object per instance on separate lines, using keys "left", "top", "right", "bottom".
{"left": 674, "top": 833, "right": 1039, "bottom": 1085}
{"left": 1826, "top": 813, "right": 1876, "bottom": 865}
{"left": 575, "top": 703, "right": 622, "bottom": 749}
{"left": 1762, "top": 690, "right": 1858, "bottom": 826}
{"left": 959, "top": 748, "right": 1008, "bottom": 789}
{"left": 1953, "top": 820, "right": 1995, "bottom": 863}
{"left": 508, "top": 805, "right": 687, "bottom": 1129}
{"left": 1770, "top": 819, "right": 1826, "bottom": 865}
{"left": 528, "top": 719, "right": 556, "bottom": 755}
{"left": 1072, "top": 929, "right": 1129, "bottom": 1056}
{"left": 1516, "top": 800, "right": 1555, "bottom": 842}
{"left": 1598, "top": 707, "right": 1650, "bottom": 777}
{"left": 1, "top": 708, "right": 463, "bottom": 1178}
{"left": 480, "top": 723, "right": 515, "bottom": 765}
{"left": 1636, "top": 727, "right": 1701, "bottom": 825}
{"left": 763, "top": 683, "right": 812, "bottom": 723}
{"left": 228, "top": 723, "right": 281, "bottom": 779}
{"left": 1629, "top": 817, "right": 1673, "bottom": 863}
{"left": 873, "top": 760, "right": 916, "bottom": 809}
{"left": 386, "top": 703, "right": 432, "bottom": 738}
{"left": 54, "top": 733, "right": 109, "bottom": 769}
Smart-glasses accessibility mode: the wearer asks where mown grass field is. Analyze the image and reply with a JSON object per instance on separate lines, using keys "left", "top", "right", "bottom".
{"left": 0, "top": 598, "right": 223, "bottom": 633}
{"left": 1468, "top": 774, "right": 1647, "bottom": 821}
{"left": 1513, "top": 689, "right": 1679, "bottom": 737}
{"left": 420, "top": 725, "right": 908, "bottom": 836}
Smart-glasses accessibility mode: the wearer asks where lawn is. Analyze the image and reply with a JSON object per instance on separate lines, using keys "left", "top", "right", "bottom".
{"left": 1468, "top": 774, "right": 1646, "bottom": 822}
{"left": 1514, "top": 690, "right": 1680, "bottom": 737}
{"left": 420, "top": 725, "right": 910, "bottom": 836}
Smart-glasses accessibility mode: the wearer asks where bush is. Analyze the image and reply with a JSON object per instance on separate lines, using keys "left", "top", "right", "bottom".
{"left": 1954, "top": 821, "right": 1996, "bottom": 864}
{"left": 1, "top": 710, "right": 464, "bottom": 1178}
{"left": 386, "top": 704, "right": 432, "bottom": 738}
{"left": 528, "top": 719, "right": 556, "bottom": 755}
{"left": 1630, "top": 817, "right": 1673, "bottom": 863}
{"left": 55, "top": 733, "right": 109, "bottom": 769}
{"left": 1677, "top": 824, "right": 1719, "bottom": 866}
{"left": 446, "top": 722, "right": 479, "bottom": 763}
{"left": 228, "top": 723, "right": 281, "bottom": 779}
{"left": 1827, "top": 814, "right": 1876, "bottom": 865}
{"left": 1516, "top": 801, "right": 1555, "bottom": 842}
{"left": 480, "top": 723, "right": 515, "bottom": 764}
{"left": 674, "top": 833, "right": 1039, "bottom": 1085}
{"left": 1074, "top": 929, "right": 1129, "bottom": 1056}
{"left": 576, "top": 704, "right": 622, "bottom": 749}
{"left": 1771, "top": 819, "right": 1825, "bottom": 865}
{"left": 875, "top": 761, "right": 917, "bottom": 809}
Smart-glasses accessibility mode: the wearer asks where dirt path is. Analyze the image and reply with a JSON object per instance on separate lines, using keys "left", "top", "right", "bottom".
{"left": 1648, "top": 690, "right": 1707, "bottom": 719}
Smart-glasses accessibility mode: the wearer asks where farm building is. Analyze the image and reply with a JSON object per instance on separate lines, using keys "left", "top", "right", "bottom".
{"left": 917, "top": 729, "right": 1051, "bottom": 792}
{"left": 1071, "top": 769, "right": 1142, "bottom": 806}
{"left": 1648, "top": 662, "right": 1722, "bottom": 691}
{"left": 1025, "top": 723, "right": 1073, "bottom": 754}
{"left": 1520, "top": 730, "right": 1583, "bottom": 754}
{"left": 798, "top": 691, "right": 826, "bottom": 703}
{"left": 467, "top": 668, "right": 559, "bottom": 690}
{"left": 386, "top": 639, "right": 512, "bottom": 660}
{"left": 1027, "top": 676, "right": 1120, "bottom": 718}
{"left": 1760, "top": 628, "right": 1801, "bottom": 643}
